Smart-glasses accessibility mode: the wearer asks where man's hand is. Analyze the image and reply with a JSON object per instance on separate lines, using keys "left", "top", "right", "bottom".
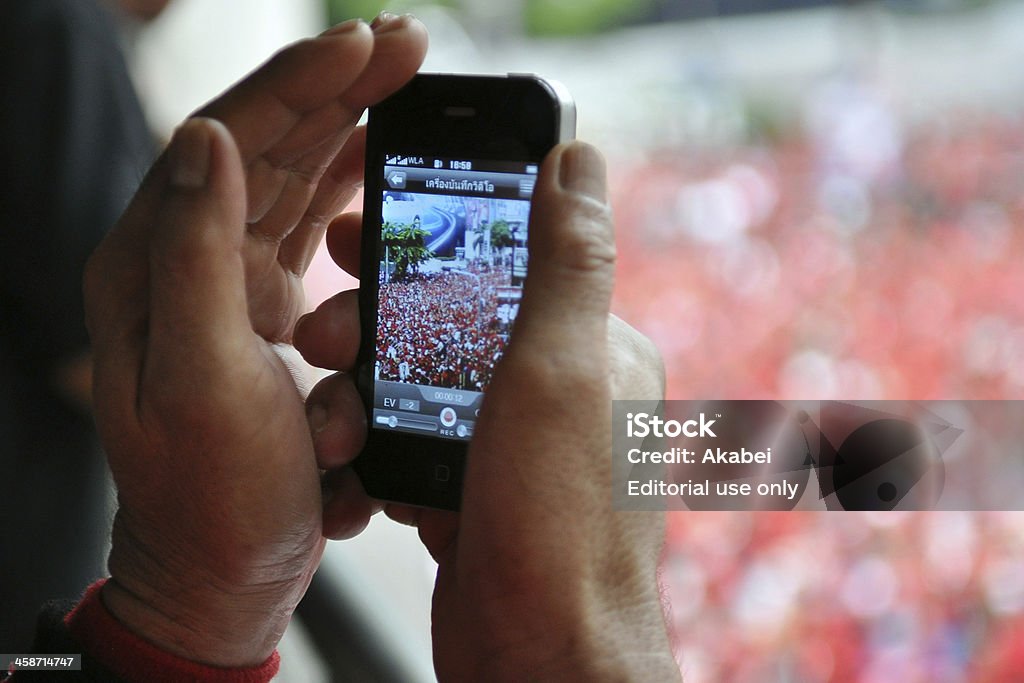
{"left": 299, "top": 143, "right": 679, "bottom": 681}
{"left": 83, "top": 15, "right": 427, "bottom": 667}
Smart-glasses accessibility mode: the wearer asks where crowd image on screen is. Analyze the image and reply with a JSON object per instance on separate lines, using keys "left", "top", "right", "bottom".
{"left": 375, "top": 265, "right": 517, "bottom": 391}
{"left": 374, "top": 191, "right": 528, "bottom": 392}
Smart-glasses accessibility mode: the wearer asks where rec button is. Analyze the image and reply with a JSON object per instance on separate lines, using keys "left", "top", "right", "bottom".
{"left": 439, "top": 407, "right": 458, "bottom": 428}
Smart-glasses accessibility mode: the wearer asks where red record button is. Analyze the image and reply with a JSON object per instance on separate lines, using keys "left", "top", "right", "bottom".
{"left": 440, "top": 407, "right": 458, "bottom": 428}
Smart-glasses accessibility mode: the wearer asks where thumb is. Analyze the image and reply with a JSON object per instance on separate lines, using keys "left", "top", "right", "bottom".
{"left": 147, "top": 117, "right": 251, "bottom": 366}
{"left": 508, "top": 142, "right": 615, "bottom": 364}
{"left": 463, "top": 143, "right": 616, "bottom": 531}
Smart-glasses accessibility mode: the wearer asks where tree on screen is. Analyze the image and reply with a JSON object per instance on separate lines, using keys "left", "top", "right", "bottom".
{"left": 382, "top": 220, "right": 433, "bottom": 281}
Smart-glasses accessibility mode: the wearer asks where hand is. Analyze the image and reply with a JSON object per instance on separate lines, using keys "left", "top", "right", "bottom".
{"left": 83, "top": 15, "right": 427, "bottom": 667}
{"left": 299, "top": 143, "right": 679, "bottom": 681}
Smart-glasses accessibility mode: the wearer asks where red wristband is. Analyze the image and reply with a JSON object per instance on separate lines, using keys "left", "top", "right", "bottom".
{"left": 65, "top": 579, "right": 280, "bottom": 683}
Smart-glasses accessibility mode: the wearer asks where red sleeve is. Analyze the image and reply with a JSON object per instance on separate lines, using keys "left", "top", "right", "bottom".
{"left": 64, "top": 580, "right": 280, "bottom": 683}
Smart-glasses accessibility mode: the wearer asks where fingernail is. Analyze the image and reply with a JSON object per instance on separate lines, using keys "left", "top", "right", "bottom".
{"left": 323, "top": 18, "right": 366, "bottom": 35}
{"left": 370, "top": 11, "right": 396, "bottom": 30}
{"left": 558, "top": 143, "right": 606, "bottom": 202}
{"left": 168, "top": 119, "right": 212, "bottom": 189}
{"left": 308, "top": 403, "right": 329, "bottom": 434}
{"left": 373, "top": 13, "right": 411, "bottom": 33}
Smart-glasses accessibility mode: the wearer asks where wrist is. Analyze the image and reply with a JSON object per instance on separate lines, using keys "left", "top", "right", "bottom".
{"left": 65, "top": 580, "right": 282, "bottom": 683}
{"left": 104, "top": 514, "right": 319, "bottom": 667}
{"left": 101, "top": 579, "right": 289, "bottom": 668}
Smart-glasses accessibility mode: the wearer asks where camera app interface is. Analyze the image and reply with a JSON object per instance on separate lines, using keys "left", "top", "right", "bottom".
{"left": 373, "top": 155, "right": 538, "bottom": 441}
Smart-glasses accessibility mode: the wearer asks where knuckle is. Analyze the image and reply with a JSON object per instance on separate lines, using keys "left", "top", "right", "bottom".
{"left": 549, "top": 197, "right": 617, "bottom": 275}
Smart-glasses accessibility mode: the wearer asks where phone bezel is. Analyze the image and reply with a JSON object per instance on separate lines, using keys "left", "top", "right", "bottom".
{"left": 353, "top": 73, "right": 575, "bottom": 510}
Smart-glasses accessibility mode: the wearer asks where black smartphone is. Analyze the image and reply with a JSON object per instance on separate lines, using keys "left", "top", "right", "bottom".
{"left": 352, "top": 73, "right": 576, "bottom": 510}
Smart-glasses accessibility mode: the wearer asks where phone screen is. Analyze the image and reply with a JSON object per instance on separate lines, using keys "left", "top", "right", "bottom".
{"left": 371, "top": 154, "right": 539, "bottom": 441}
